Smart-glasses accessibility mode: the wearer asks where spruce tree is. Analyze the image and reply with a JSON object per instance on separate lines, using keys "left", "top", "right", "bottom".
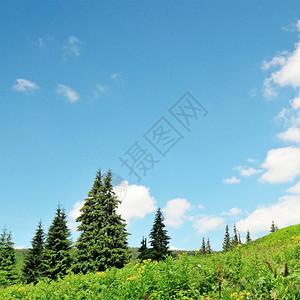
{"left": 22, "top": 221, "right": 45, "bottom": 284}
{"left": 270, "top": 221, "right": 278, "bottom": 233}
{"left": 238, "top": 233, "right": 242, "bottom": 245}
{"left": 200, "top": 237, "right": 206, "bottom": 254}
{"left": 222, "top": 225, "right": 231, "bottom": 251}
{"left": 42, "top": 205, "right": 72, "bottom": 280}
{"left": 138, "top": 237, "right": 149, "bottom": 260}
{"left": 232, "top": 223, "right": 239, "bottom": 247}
{"left": 149, "top": 208, "right": 171, "bottom": 261}
{"left": 74, "top": 169, "right": 129, "bottom": 273}
{"left": 246, "top": 230, "right": 251, "bottom": 243}
{"left": 0, "top": 228, "right": 18, "bottom": 286}
{"left": 206, "top": 238, "right": 212, "bottom": 254}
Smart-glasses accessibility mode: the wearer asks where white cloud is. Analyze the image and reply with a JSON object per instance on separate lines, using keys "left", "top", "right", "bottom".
{"left": 262, "top": 54, "right": 287, "bottom": 70}
{"left": 110, "top": 72, "right": 122, "bottom": 81}
{"left": 287, "top": 181, "right": 300, "bottom": 194}
{"left": 69, "top": 182, "right": 157, "bottom": 225}
{"left": 236, "top": 195, "right": 300, "bottom": 233}
{"left": 260, "top": 147, "right": 300, "bottom": 183}
{"left": 97, "top": 84, "right": 109, "bottom": 93}
{"left": 169, "top": 246, "right": 183, "bottom": 250}
{"left": 193, "top": 215, "right": 224, "bottom": 234}
{"left": 163, "top": 198, "right": 191, "bottom": 227}
{"left": 117, "top": 182, "right": 157, "bottom": 224}
{"left": 234, "top": 166, "right": 262, "bottom": 177}
{"left": 290, "top": 91, "right": 300, "bottom": 110}
{"left": 248, "top": 158, "right": 257, "bottom": 163}
{"left": 263, "top": 41, "right": 300, "bottom": 98}
{"left": 222, "top": 207, "right": 242, "bottom": 216}
{"left": 56, "top": 84, "right": 79, "bottom": 102}
{"left": 14, "top": 245, "right": 25, "bottom": 249}
{"left": 297, "top": 20, "right": 300, "bottom": 32}
{"left": 63, "top": 35, "right": 81, "bottom": 58}
{"left": 12, "top": 79, "right": 39, "bottom": 94}
{"left": 222, "top": 176, "right": 240, "bottom": 184}
{"left": 278, "top": 126, "right": 300, "bottom": 144}
{"left": 198, "top": 204, "right": 204, "bottom": 209}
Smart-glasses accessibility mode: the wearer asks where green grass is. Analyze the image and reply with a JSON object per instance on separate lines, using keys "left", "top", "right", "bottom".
{"left": 5, "top": 224, "right": 300, "bottom": 299}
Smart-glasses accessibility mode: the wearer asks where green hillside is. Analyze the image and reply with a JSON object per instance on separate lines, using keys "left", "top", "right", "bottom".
{"left": 3, "top": 224, "right": 300, "bottom": 299}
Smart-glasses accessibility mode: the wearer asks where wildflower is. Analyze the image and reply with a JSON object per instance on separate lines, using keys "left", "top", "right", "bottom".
{"left": 17, "top": 287, "right": 26, "bottom": 293}
{"left": 127, "top": 275, "right": 139, "bottom": 280}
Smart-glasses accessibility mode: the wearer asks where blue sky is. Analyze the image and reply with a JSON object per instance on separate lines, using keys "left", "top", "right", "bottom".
{"left": 1, "top": 1, "right": 300, "bottom": 251}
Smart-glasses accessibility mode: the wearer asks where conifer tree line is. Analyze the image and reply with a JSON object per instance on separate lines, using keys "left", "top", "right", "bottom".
{"left": 0, "top": 167, "right": 282, "bottom": 285}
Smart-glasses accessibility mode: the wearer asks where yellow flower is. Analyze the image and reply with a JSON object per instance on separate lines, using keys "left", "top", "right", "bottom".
{"left": 126, "top": 275, "right": 139, "bottom": 280}
{"left": 17, "top": 287, "right": 26, "bottom": 293}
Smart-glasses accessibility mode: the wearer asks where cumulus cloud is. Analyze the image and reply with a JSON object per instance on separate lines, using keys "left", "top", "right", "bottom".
{"left": 290, "top": 91, "right": 300, "bottom": 110}
{"left": 56, "top": 84, "right": 79, "bottom": 102}
{"left": 286, "top": 181, "right": 300, "bottom": 194}
{"left": 163, "top": 198, "right": 191, "bottom": 227}
{"left": 12, "top": 79, "right": 39, "bottom": 94}
{"left": 69, "top": 182, "right": 157, "bottom": 225}
{"left": 169, "top": 246, "right": 183, "bottom": 250}
{"left": 263, "top": 40, "right": 300, "bottom": 98}
{"left": 236, "top": 195, "right": 300, "bottom": 233}
{"left": 262, "top": 54, "right": 287, "bottom": 70}
{"left": 278, "top": 127, "right": 300, "bottom": 144}
{"left": 63, "top": 35, "right": 81, "bottom": 58}
{"left": 193, "top": 215, "right": 224, "bottom": 234}
{"left": 117, "top": 182, "right": 157, "bottom": 224}
{"left": 260, "top": 147, "right": 300, "bottom": 183}
{"left": 222, "top": 176, "right": 240, "bottom": 184}
{"left": 222, "top": 207, "right": 242, "bottom": 216}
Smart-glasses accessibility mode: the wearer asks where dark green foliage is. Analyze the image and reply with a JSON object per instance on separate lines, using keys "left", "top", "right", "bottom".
{"left": 22, "top": 221, "right": 45, "bottom": 284}
{"left": 137, "top": 237, "right": 150, "bottom": 260}
{"left": 206, "top": 238, "right": 212, "bottom": 254}
{"left": 231, "top": 223, "right": 239, "bottom": 247}
{"left": 149, "top": 208, "right": 171, "bottom": 261}
{"left": 222, "top": 224, "right": 231, "bottom": 251}
{"left": 0, "top": 228, "right": 18, "bottom": 286}
{"left": 74, "top": 169, "right": 129, "bottom": 273}
{"left": 246, "top": 230, "right": 251, "bottom": 243}
{"left": 270, "top": 220, "right": 279, "bottom": 233}
{"left": 200, "top": 237, "right": 206, "bottom": 254}
{"left": 42, "top": 206, "right": 72, "bottom": 280}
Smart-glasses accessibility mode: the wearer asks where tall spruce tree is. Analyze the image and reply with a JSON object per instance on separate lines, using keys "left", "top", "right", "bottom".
{"left": 200, "top": 237, "right": 206, "bottom": 254}
{"left": 232, "top": 223, "right": 239, "bottom": 247}
{"left": 0, "top": 228, "right": 18, "bottom": 286}
{"left": 222, "top": 225, "right": 231, "bottom": 251}
{"left": 206, "top": 238, "right": 212, "bottom": 254}
{"left": 246, "top": 230, "right": 251, "bottom": 243}
{"left": 138, "top": 237, "right": 149, "bottom": 260}
{"left": 149, "top": 208, "right": 171, "bottom": 261}
{"left": 74, "top": 169, "right": 129, "bottom": 273}
{"left": 22, "top": 221, "right": 45, "bottom": 284}
{"left": 42, "top": 205, "right": 72, "bottom": 280}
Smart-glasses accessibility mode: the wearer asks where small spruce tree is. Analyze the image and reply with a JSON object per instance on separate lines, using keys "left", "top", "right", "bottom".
{"left": 22, "top": 221, "right": 45, "bottom": 284}
{"left": 0, "top": 228, "right": 18, "bottom": 286}
{"left": 206, "top": 238, "right": 212, "bottom": 254}
{"left": 200, "top": 237, "right": 206, "bottom": 255}
{"left": 270, "top": 221, "right": 278, "bottom": 233}
{"left": 222, "top": 225, "right": 231, "bottom": 251}
{"left": 138, "top": 237, "right": 149, "bottom": 260}
{"left": 238, "top": 233, "right": 242, "bottom": 245}
{"left": 149, "top": 208, "right": 171, "bottom": 261}
{"left": 42, "top": 205, "right": 72, "bottom": 280}
{"left": 231, "top": 223, "right": 239, "bottom": 247}
{"left": 246, "top": 230, "right": 251, "bottom": 243}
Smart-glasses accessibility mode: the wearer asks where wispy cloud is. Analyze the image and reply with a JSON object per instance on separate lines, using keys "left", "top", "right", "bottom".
{"left": 110, "top": 72, "right": 122, "bottom": 81}
{"left": 12, "top": 79, "right": 39, "bottom": 94}
{"left": 221, "top": 207, "right": 242, "bottom": 216}
{"left": 222, "top": 176, "right": 240, "bottom": 184}
{"left": 56, "top": 84, "right": 79, "bottom": 103}
{"left": 234, "top": 165, "right": 263, "bottom": 177}
{"left": 63, "top": 35, "right": 81, "bottom": 59}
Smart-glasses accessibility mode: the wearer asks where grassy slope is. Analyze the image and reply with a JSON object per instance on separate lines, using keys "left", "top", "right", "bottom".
{"left": 5, "top": 224, "right": 300, "bottom": 299}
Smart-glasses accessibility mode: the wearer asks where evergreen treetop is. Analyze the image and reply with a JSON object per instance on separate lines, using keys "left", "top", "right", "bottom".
{"left": 22, "top": 221, "right": 45, "bottom": 284}
{"left": 222, "top": 225, "right": 231, "bottom": 251}
{"left": 149, "top": 208, "right": 171, "bottom": 261}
